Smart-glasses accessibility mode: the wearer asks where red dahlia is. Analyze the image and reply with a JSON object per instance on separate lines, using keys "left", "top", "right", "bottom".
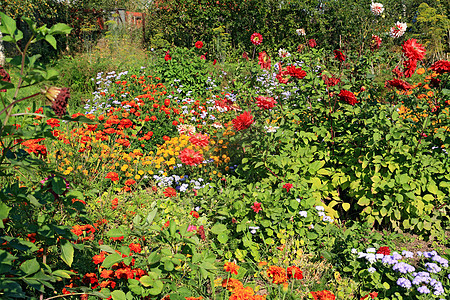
{"left": 403, "top": 59, "right": 417, "bottom": 78}
{"left": 195, "top": 41, "right": 203, "bottom": 49}
{"left": 189, "top": 133, "right": 209, "bottom": 147}
{"left": 338, "top": 90, "right": 358, "bottom": 105}
{"left": 402, "top": 39, "right": 426, "bottom": 61}
{"left": 370, "top": 34, "right": 382, "bottom": 51}
{"left": 385, "top": 79, "right": 412, "bottom": 91}
{"left": 258, "top": 51, "right": 271, "bottom": 70}
{"left": 276, "top": 70, "right": 290, "bottom": 84}
{"left": 250, "top": 32, "right": 263, "bottom": 45}
{"left": 430, "top": 60, "right": 450, "bottom": 74}
{"left": 287, "top": 65, "right": 307, "bottom": 79}
{"left": 256, "top": 96, "right": 277, "bottom": 110}
{"left": 232, "top": 111, "right": 254, "bottom": 131}
{"left": 322, "top": 75, "right": 341, "bottom": 87}
{"left": 179, "top": 148, "right": 204, "bottom": 166}
{"left": 334, "top": 50, "right": 346, "bottom": 62}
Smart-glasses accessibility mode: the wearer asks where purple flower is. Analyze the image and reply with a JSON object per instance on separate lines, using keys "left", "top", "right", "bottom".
{"left": 382, "top": 255, "right": 398, "bottom": 265}
{"left": 402, "top": 250, "right": 414, "bottom": 258}
{"left": 432, "top": 255, "right": 449, "bottom": 268}
{"left": 425, "top": 262, "right": 442, "bottom": 273}
{"left": 368, "top": 267, "right": 376, "bottom": 273}
{"left": 417, "top": 286, "right": 430, "bottom": 294}
{"left": 397, "top": 277, "right": 412, "bottom": 289}
{"left": 393, "top": 262, "right": 415, "bottom": 274}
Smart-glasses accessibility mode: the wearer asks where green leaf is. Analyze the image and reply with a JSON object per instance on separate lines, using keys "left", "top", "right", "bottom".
{"left": 0, "top": 12, "right": 17, "bottom": 36}
{"left": 199, "top": 262, "right": 216, "bottom": 270}
{"left": 102, "top": 253, "right": 123, "bottom": 268}
{"left": 49, "top": 23, "right": 72, "bottom": 35}
{"left": 44, "top": 35, "right": 57, "bottom": 49}
{"left": 52, "top": 269, "right": 74, "bottom": 279}
{"left": 61, "top": 240, "right": 74, "bottom": 267}
{"left": 52, "top": 177, "right": 66, "bottom": 195}
{"left": 217, "top": 232, "right": 229, "bottom": 244}
{"left": 0, "top": 202, "right": 11, "bottom": 228}
{"left": 140, "top": 275, "right": 155, "bottom": 287}
{"left": 342, "top": 203, "right": 350, "bottom": 211}
{"left": 210, "top": 223, "right": 227, "bottom": 234}
{"left": 19, "top": 258, "right": 40, "bottom": 275}
{"left": 111, "top": 290, "right": 126, "bottom": 300}
{"left": 148, "top": 280, "right": 164, "bottom": 295}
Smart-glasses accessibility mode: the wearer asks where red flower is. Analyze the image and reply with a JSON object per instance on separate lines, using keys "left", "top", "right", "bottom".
{"left": 311, "top": 290, "right": 335, "bottom": 300}
{"left": 385, "top": 79, "right": 412, "bottom": 91}
{"left": 334, "top": 50, "right": 346, "bottom": 62}
{"left": 165, "top": 54, "right": 172, "bottom": 61}
{"left": 190, "top": 211, "right": 199, "bottom": 218}
{"left": 376, "top": 246, "right": 390, "bottom": 255}
{"left": 213, "top": 59, "right": 217, "bottom": 65}
{"left": 403, "top": 59, "right": 417, "bottom": 78}
{"left": 111, "top": 198, "right": 118, "bottom": 209}
{"left": 224, "top": 262, "right": 240, "bottom": 275}
{"left": 267, "top": 266, "right": 287, "bottom": 284}
{"left": 338, "top": 90, "right": 358, "bottom": 105}
{"left": 200, "top": 55, "right": 206, "bottom": 60}
{"left": 93, "top": 253, "right": 106, "bottom": 264}
{"left": 232, "top": 111, "right": 254, "bottom": 131}
{"left": 0, "top": 65, "right": 11, "bottom": 92}
{"left": 287, "top": 266, "right": 303, "bottom": 280}
{"left": 283, "top": 183, "right": 293, "bottom": 192}
{"left": 322, "top": 75, "right": 340, "bottom": 87}
{"left": 402, "top": 39, "right": 426, "bottom": 61}
{"left": 430, "top": 60, "right": 450, "bottom": 74}
{"left": 242, "top": 52, "right": 249, "bottom": 60}
{"left": 308, "top": 39, "right": 317, "bottom": 48}
{"left": 392, "top": 66, "right": 404, "bottom": 78}
{"left": 179, "top": 148, "right": 204, "bottom": 166}
{"left": 250, "top": 32, "right": 263, "bottom": 45}
{"left": 46, "top": 118, "right": 60, "bottom": 128}
{"left": 190, "top": 133, "right": 209, "bottom": 147}
{"left": 361, "top": 292, "right": 378, "bottom": 300}
{"left": 129, "top": 243, "right": 142, "bottom": 253}
{"left": 370, "top": 35, "right": 382, "bottom": 51}
{"left": 251, "top": 202, "right": 262, "bottom": 213}
{"left": 258, "top": 51, "right": 271, "bottom": 70}
{"left": 256, "top": 96, "right": 277, "bottom": 110}
{"left": 82, "top": 273, "right": 99, "bottom": 288}
{"left": 124, "top": 179, "right": 136, "bottom": 186}
{"left": 276, "top": 70, "right": 290, "bottom": 84}
{"left": 164, "top": 187, "right": 177, "bottom": 198}
{"left": 195, "top": 41, "right": 203, "bottom": 49}
{"left": 287, "top": 65, "right": 307, "bottom": 79}
{"left": 100, "top": 269, "right": 114, "bottom": 279}
{"left": 106, "top": 172, "right": 119, "bottom": 182}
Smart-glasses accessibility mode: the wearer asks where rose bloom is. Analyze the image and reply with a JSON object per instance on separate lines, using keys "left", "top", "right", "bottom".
{"left": 370, "top": 2, "right": 384, "bottom": 16}
{"left": 232, "top": 111, "right": 254, "bottom": 131}
{"left": 190, "top": 133, "right": 209, "bottom": 147}
{"left": 224, "top": 262, "right": 240, "bottom": 275}
{"left": 390, "top": 22, "right": 407, "bottom": 38}
{"left": 385, "top": 79, "right": 412, "bottom": 91}
{"left": 267, "top": 266, "right": 288, "bottom": 284}
{"left": 311, "top": 290, "right": 336, "bottom": 300}
{"left": 334, "top": 50, "right": 346, "bottom": 62}
{"left": 338, "top": 90, "right": 358, "bottom": 105}
{"left": 258, "top": 51, "right": 271, "bottom": 70}
{"left": 308, "top": 39, "right": 317, "bottom": 48}
{"left": 430, "top": 60, "right": 450, "bottom": 74}
{"left": 370, "top": 34, "right": 382, "bottom": 51}
{"left": 287, "top": 65, "right": 307, "bottom": 79}
{"left": 402, "top": 39, "right": 426, "bottom": 61}
{"left": 178, "top": 148, "right": 204, "bottom": 166}
{"left": 195, "top": 41, "right": 203, "bottom": 49}
{"left": 250, "top": 32, "right": 263, "bottom": 45}
{"left": 256, "top": 96, "right": 277, "bottom": 110}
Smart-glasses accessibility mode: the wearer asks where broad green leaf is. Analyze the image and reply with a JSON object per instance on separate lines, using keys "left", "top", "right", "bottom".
{"left": 0, "top": 12, "right": 17, "bottom": 36}
{"left": 102, "top": 253, "right": 123, "bottom": 268}
{"left": 49, "top": 23, "right": 72, "bottom": 35}
{"left": 60, "top": 240, "right": 74, "bottom": 267}
{"left": 0, "top": 202, "right": 11, "bottom": 228}
{"left": 19, "top": 258, "right": 40, "bottom": 275}
{"left": 111, "top": 290, "right": 126, "bottom": 300}
{"left": 147, "top": 280, "right": 164, "bottom": 295}
{"left": 210, "top": 223, "right": 227, "bottom": 234}
{"left": 342, "top": 203, "right": 350, "bottom": 211}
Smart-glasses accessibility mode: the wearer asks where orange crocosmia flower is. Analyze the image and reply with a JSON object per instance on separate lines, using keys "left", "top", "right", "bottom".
{"left": 224, "top": 262, "right": 240, "bottom": 275}
{"left": 267, "top": 266, "right": 288, "bottom": 284}
{"left": 311, "top": 290, "right": 336, "bottom": 300}
{"left": 222, "top": 278, "right": 243, "bottom": 292}
{"left": 229, "top": 286, "right": 254, "bottom": 300}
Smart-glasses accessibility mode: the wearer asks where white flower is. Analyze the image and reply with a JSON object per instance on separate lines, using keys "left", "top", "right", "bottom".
{"left": 322, "top": 216, "right": 334, "bottom": 222}
{"left": 177, "top": 124, "right": 196, "bottom": 136}
{"left": 299, "top": 211, "right": 308, "bottom": 217}
{"left": 278, "top": 48, "right": 291, "bottom": 58}
{"left": 318, "top": 211, "right": 326, "bottom": 217}
{"left": 351, "top": 248, "right": 358, "bottom": 254}
{"left": 264, "top": 125, "right": 279, "bottom": 133}
{"left": 366, "top": 248, "right": 376, "bottom": 253}
{"left": 370, "top": 2, "right": 384, "bottom": 16}
{"left": 296, "top": 28, "right": 306, "bottom": 36}
{"left": 366, "top": 253, "right": 377, "bottom": 263}
{"left": 249, "top": 226, "right": 260, "bottom": 234}
{"left": 315, "top": 205, "right": 325, "bottom": 211}
{"left": 390, "top": 22, "right": 407, "bottom": 38}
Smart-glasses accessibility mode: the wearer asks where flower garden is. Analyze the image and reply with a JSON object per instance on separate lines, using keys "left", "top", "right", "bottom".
{"left": 0, "top": 1, "right": 450, "bottom": 299}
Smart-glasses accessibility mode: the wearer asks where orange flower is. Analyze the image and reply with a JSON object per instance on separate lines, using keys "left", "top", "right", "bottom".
{"left": 106, "top": 172, "right": 119, "bottom": 182}
{"left": 129, "top": 243, "right": 142, "bottom": 253}
{"left": 164, "top": 187, "right": 177, "bottom": 198}
{"left": 311, "top": 290, "right": 336, "bottom": 300}
{"left": 266, "top": 266, "right": 287, "bottom": 284}
{"left": 124, "top": 179, "right": 136, "bottom": 186}
{"left": 229, "top": 286, "right": 254, "bottom": 300}
{"left": 46, "top": 118, "right": 60, "bottom": 128}
{"left": 222, "top": 278, "right": 243, "bottom": 292}
{"left": 287, "top": 266, "right": 303, "bottom": 280}
{"left": 185, "top": 297, "right": 203, "bottom": 300}
{"left": 224, "top": 262, "right": 240, "bottom": 275}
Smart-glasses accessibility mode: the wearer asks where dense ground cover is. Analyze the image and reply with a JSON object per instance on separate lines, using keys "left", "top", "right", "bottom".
{"left": 1, "top": 2, "right": 450, "bottom": 299}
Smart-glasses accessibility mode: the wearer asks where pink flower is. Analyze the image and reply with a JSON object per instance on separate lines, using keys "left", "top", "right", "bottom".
{"left": 251, "top": 202, "right": 262, "bottom": 213}
{"left": 187, "top": 225, "right": 197, "bottom": 232}
{"left": 283, "top": 183, "right": 293, "bottom": 192}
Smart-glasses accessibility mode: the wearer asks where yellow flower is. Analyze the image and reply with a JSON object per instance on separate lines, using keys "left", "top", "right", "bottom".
{"left": 121, "top": 164, "right": 128, "bottom": 171}
{"left": 135, "top": 175, "right": 141, "bottom": 180}
{"left": 138, "top": 170, "right": 144, "bottom": 175}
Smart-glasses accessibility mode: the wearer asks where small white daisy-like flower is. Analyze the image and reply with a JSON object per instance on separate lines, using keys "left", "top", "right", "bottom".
{"left": 264, "top": 125, "right": 279, "bottom": 133}
{"left": 296, "top": 28, "right": 306, "bottom": 36}
{"left": 390, "top": 22, "right": 407, "bottom": 38}
{"left": 370, "top": 2, "right": 384, "bottom": 16}
{"left": 177, "top": 124, "right": 196, "bottom": 136}
{"left": 315, "top": 205, "right": 325, "bottom": 211}
{"left": 278, "top": 48, "right": 291, "bottom": 58}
